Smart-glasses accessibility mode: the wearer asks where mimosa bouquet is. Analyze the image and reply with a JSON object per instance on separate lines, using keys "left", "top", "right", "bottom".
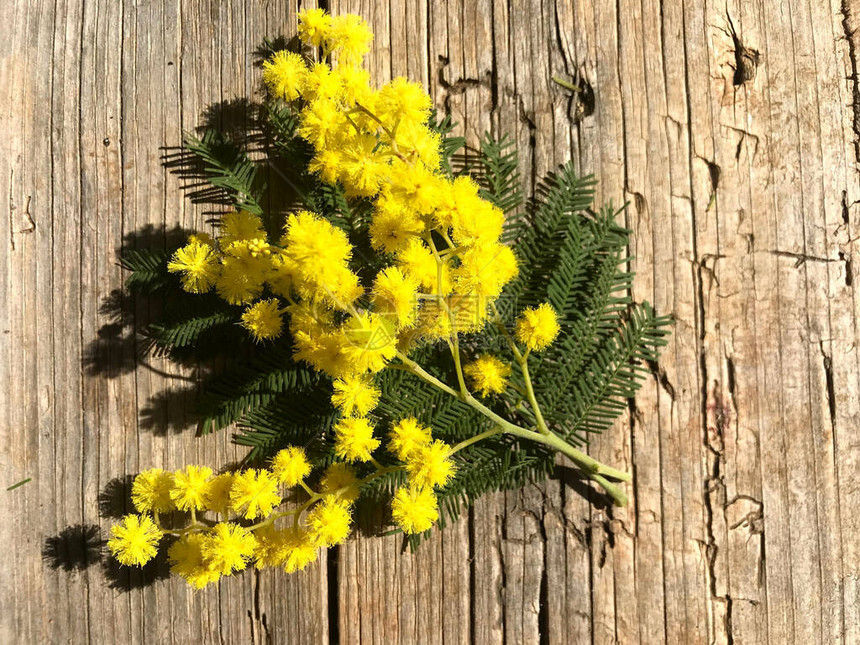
{"left": 108, "top": 9, "right": 670, "bottom": 589}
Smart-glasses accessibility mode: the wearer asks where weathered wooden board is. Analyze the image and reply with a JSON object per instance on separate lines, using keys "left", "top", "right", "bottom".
{"left": 2, "top": 0, "right": 858, "bottom": 643}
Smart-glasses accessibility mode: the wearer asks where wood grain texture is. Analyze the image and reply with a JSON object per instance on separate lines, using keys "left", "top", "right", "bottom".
{"left": 2, "top": 0, "right": 858, "bottom": 643}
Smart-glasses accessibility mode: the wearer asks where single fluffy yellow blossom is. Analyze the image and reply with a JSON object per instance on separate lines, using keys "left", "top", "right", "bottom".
{"left": 281, "top": 527, "right": 319, "bottom": 573}
{"left": 252, "top": 525, "right": 292, "bottom": 569}
{"left": 168, "top": 533, "right": 221, "bottom": 589}
{"left": 229, "top": 469, "right": 282, "bottom": 519}
{"left": 335, "top": 65, "right": 373, "bottom": 106}
{"left": 386, "top": 161, "right": 442, "bottom": 215}
{"left": 281, "top": 210, "right": 362, "bottom": 308}
{"left": 271, "top": 446, "right": 312, "bottom": 487}
{"left": 299, "top": 97, "right": 348, "bottom": 147}
{"left": 263, "top": 50, "right": 307, "bottom": 101}
{"left": 388, "top": 417, "right": 432, "bottom": 461}
{"left": 406, "top": 440, "right": 456, "bottom": 489}
{"left": 215, "top": 246, "right": 269, "bottom": 305}
{"left": 170, "top": 465, "right": 213, "bottom": 511}
{"left": 297, "top": 8, "right": 332, "bottom": 47}
{"left": 372, "top": 266, "right": 419, "bottom": 328}
{"left": 107, "top": 514, "right": 162, "bottom": 567}
{"left": 395, "top": 121, "right": 442, "bottom": 169}
{"left": 515, "top": 303, "right": 560, "bottom": 351}
{"left": 204, "top": 472, "right": 235, "bottom": 515}
{"left": 306, "top": 497, "right": 352, "bottom": 547}
{"left": 454, "top": 243, "right": 518, "bottom": 298}
{"left": 397, "top": 238, "right": 452, "bottom": 294}
{"left": 331, "top": 374, "right": 381, "bottom": 417}
{"left": 320, "top": 462, "right": 360, "bottom": 503}
{"left": 339, "top": 133, "right": 390, "bottom": 198}
{"left": 369, "top": 199, "right": 425, "bottom": 254}
{"left": 167, "top": 241, "right": 218, "bottom": 293}
{"left": 451, "top": 200, "right": 505, "bottom": 247}
{"left": 327, "top": 13, "right": 373, "bottom": 65}
{"left": 219, "top": 211, "right": 265, "bottom": 246}
{"left": 333, "top": 416, "right": 380, "bottom": 462}
{"left": 201, "top": 523, "right": 257, "bottom": 576}
{"left": 302, "top": 63, "right": 343, "bottom": 103}
{"left": 464, "top": 354, "right": 512, "bottom": 397}
{"left": 131, "top": 468, "right": 175, "bottom": 514}
{"left": 308, "top": 148, "right": 344, "bottom": 184}
{"left": 339, "top": 313, "right": 398, "bottom": 374}
{"left": 433, "top": 175, "right": 480, "bottom": 229}
{"left": 377, "top": 77, "right": 432, "bottom": 126}
{"left": 391, "top": 485, "right": 439, "bottom": 534}
{"left": 240, "top": 299, "right": 284, "bottom": 342}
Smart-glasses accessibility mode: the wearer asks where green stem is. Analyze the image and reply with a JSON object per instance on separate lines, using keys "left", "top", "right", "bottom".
{"left": 451, "top": 426, "right": 503, "bottom": 454}
{"left": 519, "top": 356, "right": 550, "bottom": 436}
{"left": 551, "top": 75, "right": 583, "bottom": 93}
{"left": 395, "top": 354, "right": 631, "bottom": 506}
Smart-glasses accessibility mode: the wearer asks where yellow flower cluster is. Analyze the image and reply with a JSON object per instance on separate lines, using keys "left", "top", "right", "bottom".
{"left": 144, "top": 9, "right": 573, "bottom": 587}
{"left": 107, "top": 447, "right": 358, "bottom": 589}
{"left": 387, "top": 417, "right": 455, "bottom": 534}
{"left": 171, "top": 9, "right": 521, "bottom": 378}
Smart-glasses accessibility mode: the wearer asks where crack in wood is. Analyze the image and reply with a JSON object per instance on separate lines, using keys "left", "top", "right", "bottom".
{"left": 725, "top": 10, "right": 760, "bottom": 87}
{"left": 841, "top": 0, "right": 860, "bottom": 165}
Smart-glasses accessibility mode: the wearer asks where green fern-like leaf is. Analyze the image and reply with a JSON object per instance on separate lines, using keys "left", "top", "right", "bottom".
{"left": 121, "top": 248, "right": 174, "bottom": 293}
{"left": 184, "top": 130, "right": 264, "bottom": 215}
{"left": 197, "top": 343, "right": 320, "bottom": 435}
{"left": 478, "top": 134, "right": 523, "bottom": 217}
{"left": 428, "top": 110, "right": 466, "bottom": 176}
{"left": 544, "top": 302, "right": 672, "bottom": 443}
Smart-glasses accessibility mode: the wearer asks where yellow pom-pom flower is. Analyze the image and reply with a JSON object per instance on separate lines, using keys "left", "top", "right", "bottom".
{"left": 339, "top": 133, "right": 390, "bottom": 197}
{"left": 271, "top": 446, "right": 312, "bottom": 487}
{"left": 320, "top": 462, "right": 360, "bottom": 503}
{"left": 387, "top": 417, "right": 432, "bottom": 461}
{"left": 454, "top": 243, "right": 518, "bottom": 298}
{"left": 369, "top": 199, "right": 425, "bottom": 254}
{"left": 391, "top": 485, "right": 439, "bottom": 534}
{"left": 397, "top": 238, "right": 451, "bottom": 294}
{"left": 168, "top": 533, "right": 221, "bottom": 589}
{"left": 451, "top": 200, "right": 505, "bottom": 248}
{"left": 131, "top": 468, "right": 175, "bottom": 514}
{"left": 333, "top": 416, "right": 380, "bottom": 462}
{"left": 167, "top": 241, "right": 218, "bottom": 293}
{"left": 464, "top": 354, "right": 511, "bottom": 397}
{"left": 240, "top": 299, "right": 284, "bottom": 342}
{"left": 215, "top": 247, "right": 268, "bottom": 305}
{"left": 372, "top": 266, "right": 419, "bottom": 328}
{"left": 263, "top": 50, "right": 307, "bottom": 101}
{"left": 219, "top": 210, "right": 265, "bottom": 245}
{"left": 298, "top": 8, "right": 332, "bottom": 47}
{"left": 331, "top": 374, "right": 381, "bottom": 417}
{"left": 281, "top": 210, "right": 361, "bottom": 308}
{"left": 282, "top": 527, "right": 319, "bottom": 573}
{"left": 339, "top": 313, "right": 398, "bottom": 375}
{"left": 252, "top": 525, "right": 292, "bottom": 569}
{"left": 107, "top": 514, "right": 163, "bottom": 567}
{"left": 229, "top": 469, "right": 282, "bottom": 519}
{"left": 306, "top": 497, "right": 352, "bottom": 547}
{"left": 515, "top": 303, "right": 560, "bottom": 351}
{"left": 170, "top": 465, "right": 213, "bottom": 511}
{"left": 302, "top": 63, "right": 344, "bottom": 103}
{"left": 204, "top": 473, "right": 235, "bottom": 515}
{"left": 406, "top": 440, "right": 456, "bottom": 489}
{"left": 327, "top": 13, "right": 373, "bottom": 66}
{"left": 377, "top": 77, "right": 432, "bottom": 126}
{"left": 201, "top": 523, "right": 258, "bottom": 576}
